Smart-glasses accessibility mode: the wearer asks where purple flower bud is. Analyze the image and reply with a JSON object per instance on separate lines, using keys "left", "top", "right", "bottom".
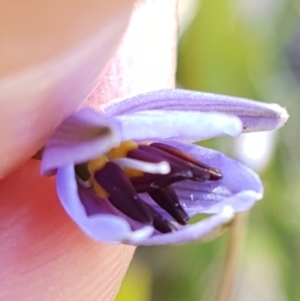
{"left": 41, "top": 89, "right": 288, "bottom": 245}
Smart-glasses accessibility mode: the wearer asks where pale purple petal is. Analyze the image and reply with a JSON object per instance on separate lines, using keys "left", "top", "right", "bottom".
{"left": 115, "top": 110, "right": 242, "bottom": 142}
{"left": 132, "top": 206, "right": 234, "bottom": 245}
{"left": 42, "top": 108, "right": 120, "bottom": 175}
{"left": 56, "top": 165, "right": 153, "bottom": 242}
{"left": 102, "top": 89, "right": 288, "bottom": 132}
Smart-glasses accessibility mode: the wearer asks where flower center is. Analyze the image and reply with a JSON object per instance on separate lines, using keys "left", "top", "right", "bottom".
{"left": 75, "top": 141, "right": 222, "bottom": 233}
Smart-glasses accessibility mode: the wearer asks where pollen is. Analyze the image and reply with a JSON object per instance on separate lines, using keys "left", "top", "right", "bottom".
{"left": 86, "top": 156, "right": 110, "bottom": 198}
{"left": 92, "top": 179, "right": 109, "bottom": 198}
{"left": 108, "top": 140, "right": 144, "bottom": 177}
{"left": 87, "top": 156, "right": 109, "bottom": 174}
{"left": 107, "top": 141, "right": 138, "bottom": 159}
{"left": 123, "top": 167, "right": 144, "bottom": 177}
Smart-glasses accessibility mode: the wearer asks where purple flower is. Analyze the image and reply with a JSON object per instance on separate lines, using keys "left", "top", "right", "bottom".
{"left": 41, "top": 89, "right": 288, "bottom": 245}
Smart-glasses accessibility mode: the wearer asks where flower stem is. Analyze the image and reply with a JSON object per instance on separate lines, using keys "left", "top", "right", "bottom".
{"left": 214, "top": 212, "right": 248, "bottom": 301}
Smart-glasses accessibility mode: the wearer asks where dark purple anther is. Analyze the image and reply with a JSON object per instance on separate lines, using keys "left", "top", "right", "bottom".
{"left": 94, "top": 162, "right": 154, "bottom": 225}
{"left": 150, "top": 208, "right": 176, "bottom": 233}
{"left": 150, "top": 143, "right": 222, "bottom": 180}
{"left": 149, "top": 186, "right": 189, "bottom": 225}
{"left": 136, "top": 144, "right": 221, "bottom": 182}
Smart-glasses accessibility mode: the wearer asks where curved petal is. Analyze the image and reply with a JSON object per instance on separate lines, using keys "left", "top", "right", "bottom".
{"left": 165, "top": 140, "right": 263, "bottom": 214}
{"left": 56, "top": 165, "right": 153, "bottom": 242}
{"left": 115, "top": 110, "right": 242, "bottom": 141}
{"left": 102, "top": 89, "right": 288, "bottom": 132}
{"left": 42, "top": 108, "right": 120, "bottom": 175}
{"left": 132, "top": 206, "right": 234, "bottom": 245}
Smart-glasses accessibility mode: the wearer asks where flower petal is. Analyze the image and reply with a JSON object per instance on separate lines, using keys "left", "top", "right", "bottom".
{"left": 56, "top": 165, "right": 154, "bottom": 242}
{"left": 102, "top": 89, "right": 288, "bottom": 132}
{"left": 131, "top": 206, "right": 234, "bottom": 245}
{"left": 41, "top": 108, "right": 120, "bottom": 175}
{"left": 115, "top": 110, "right": 242, "bottom": 141}
{"left": 165, "top": 140, "right": 263, "bottom": 214}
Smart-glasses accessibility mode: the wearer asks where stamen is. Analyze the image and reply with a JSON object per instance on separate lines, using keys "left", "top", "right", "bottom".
{"left": 92, "top": 180, "right": 109, "bottom": 198}
{"left": 150, "top": 143, "right": 223, "bottom": 180}
{"left": 87, "top": 156, "right": 109, "bottom": 173}
{"left": 107, "top": 140, "right": 138, "bottom": 159}
{"left": 112, "top": 158, "right": 170, "bottom": 175}
{"left": 143, "top": 202, "right": 175, "bottom": 233}
{"left": 94, "top": 162, "right": 154, "bottom": 224}
{"left": 149, "top": 186, "right": 189, "bottom": 225}
{"left": 131, "top": 169, "right": 200, "bottom": 192}
{"left": 152, "top": 211, "right": 175, "bottom": 233}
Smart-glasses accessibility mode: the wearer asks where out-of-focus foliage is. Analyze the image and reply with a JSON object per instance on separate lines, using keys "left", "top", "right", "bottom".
{"left": 115, "top": 262, "right": 151, "bottom": 301}
{"left": 117, "top": 0, "right": 300, "bottom": 300}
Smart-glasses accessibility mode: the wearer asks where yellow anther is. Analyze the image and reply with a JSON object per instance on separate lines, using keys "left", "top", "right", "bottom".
{"left": 92, "top": 179, "right": 109, "bottom": 198}
{"left": 87, "top": 156, "right": 109, "bottom": 174}
{"left": 87, "top": 156, "right": 109, "bottom": 198}
{"left": 107, "top": 141, "right": 138, "bottom": 159}
{"left": 123, "top": 167, "right": 144, "bottom": 178}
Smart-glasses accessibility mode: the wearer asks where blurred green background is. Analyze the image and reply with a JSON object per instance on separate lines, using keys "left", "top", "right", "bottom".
{"left": 117, "top": 0, "right": 300, "bottom": 300}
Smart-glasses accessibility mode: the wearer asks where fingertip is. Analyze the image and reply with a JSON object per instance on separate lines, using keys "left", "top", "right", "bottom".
{"left": 0, "top": 0, "right": 135, "bottom": 178}
{"left": 0, "top": 160, "right": 135, "bottom": 301}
